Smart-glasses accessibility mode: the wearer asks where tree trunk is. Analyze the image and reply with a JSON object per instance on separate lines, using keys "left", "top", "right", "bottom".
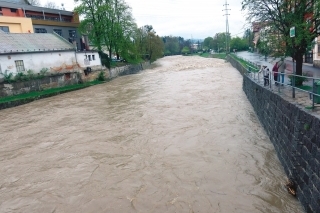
{"left": 295, "top": 51, "right": 303, "bottom": 76}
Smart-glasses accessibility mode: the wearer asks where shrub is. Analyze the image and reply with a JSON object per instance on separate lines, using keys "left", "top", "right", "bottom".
{"left": 288, "top": 73, "right": 308, "bottom": 86}
{"left": 96, "top": 71, "right": 105, "bottom": 81}
{"left": 26, "top": 69, "right": 35, "bottom": 80}
{"left": 3, "top": 70, "right": 13, "bottom": 83}
{"left": 14, "top": 72, "right": 27, "bottom": 81}
{"left": 39, "top": 68, "right": 49, "bottom": 76}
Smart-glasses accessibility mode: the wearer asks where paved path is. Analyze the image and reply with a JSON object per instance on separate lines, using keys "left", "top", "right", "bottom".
{"left": 236, "top": 51, "right": 320, "bottom": 79}
{"left": 236, "top": 51, "right": 320, "bottom": 114}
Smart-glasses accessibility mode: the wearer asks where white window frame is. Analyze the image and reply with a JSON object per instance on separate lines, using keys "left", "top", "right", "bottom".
{"left": 15, "top": 60, "right": 25, "bottom": 72}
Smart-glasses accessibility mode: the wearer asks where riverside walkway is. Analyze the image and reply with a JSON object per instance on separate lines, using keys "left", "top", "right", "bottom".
{"left": 234, "top": 51, "right": 320, "bottom": 114}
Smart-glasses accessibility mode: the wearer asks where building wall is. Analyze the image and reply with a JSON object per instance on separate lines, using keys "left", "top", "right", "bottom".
{"left": 32, "top": 24, "right": 81, "bottom": 50}
{"left": 0, "top": 7, "right": 24, "bottom": 17}
{"left": 0, "top": 51, "right": 79, "bottom": 75}
{"left": 0, "top": 16, "right": 34, "bottom": 33}
{"left": 313, "top": 36, "right": 320, "bottom": 68}
{"left": 76, "top": 52, "right": 102, "bottom": 68}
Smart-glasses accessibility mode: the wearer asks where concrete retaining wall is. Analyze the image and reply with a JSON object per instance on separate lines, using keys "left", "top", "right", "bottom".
{"left": 0, "top": 72, "right": 80, "bottom": 97}
{"left": 228, "top": 55, "right": 320, "bottom": 213}
{"left": 0, "top": 62, "right": 150, "bottom": 98}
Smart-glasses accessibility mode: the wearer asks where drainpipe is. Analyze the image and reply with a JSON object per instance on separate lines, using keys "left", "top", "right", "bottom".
{"left": 42, "top": 10, "right": 45, "bottom": 20}
{"left": 23, "top": 8, "right": 26, "bottom": 17}
{"left": 59, "top": 12, "right": 62, "bottom": 21}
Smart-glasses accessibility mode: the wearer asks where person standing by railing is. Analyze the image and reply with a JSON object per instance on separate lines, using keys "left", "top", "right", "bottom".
{"left": 259, "top": 65, "right": 270, "bottom": 86}
{"left": 272, "top": 62, "right": 279, "bottom": 86}
{"left": 277, "top": 57, "right": 286, "bottom": 86}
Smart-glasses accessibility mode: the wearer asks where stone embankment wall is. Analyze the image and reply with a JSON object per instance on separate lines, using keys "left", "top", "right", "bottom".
{"left": 228, "top": 55, "right": 320, "bottom": 213}
{"left": 0, "top": 62, "right": 150, "bottom": 97}
{"left": 0, "top": 72, "right": 80, "bottom": 97}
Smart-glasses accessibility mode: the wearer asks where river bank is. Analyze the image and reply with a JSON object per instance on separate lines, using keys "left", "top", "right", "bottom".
{"left": 0, "top": 62, "right": 150, "bottom": 110}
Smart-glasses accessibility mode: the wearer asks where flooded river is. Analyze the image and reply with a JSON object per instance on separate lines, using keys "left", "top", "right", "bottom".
{"left": 0, "top": 56, "right": 303, "bottom": 212}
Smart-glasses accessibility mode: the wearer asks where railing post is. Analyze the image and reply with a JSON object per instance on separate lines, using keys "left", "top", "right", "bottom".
{"left": 269, "top": 72, "right": 272, "bottom": 89}
{"left": 292, "top": 61, "right": 295, "bottom": 98}
{"left": 278, "top": 72, "right": 280, "bottom": 93}
{"left": 312, "top": 79, "right": 315, "bottom": 109}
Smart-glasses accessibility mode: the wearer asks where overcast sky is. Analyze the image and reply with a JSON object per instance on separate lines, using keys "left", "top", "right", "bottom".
{"left": 39, "top": 0, "right": 248, "bottom": 39}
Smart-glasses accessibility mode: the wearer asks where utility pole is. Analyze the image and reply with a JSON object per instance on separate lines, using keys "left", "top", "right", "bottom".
{"left": 223, "top": 0, "right": 230, "bottom": 54}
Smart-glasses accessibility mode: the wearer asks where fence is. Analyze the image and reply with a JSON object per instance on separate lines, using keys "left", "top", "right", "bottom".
{"left": 228, "top": 54, "right": 320, "bottom": 110}
{"left": 248, "top": 70, "right": 320, "bottom": 110}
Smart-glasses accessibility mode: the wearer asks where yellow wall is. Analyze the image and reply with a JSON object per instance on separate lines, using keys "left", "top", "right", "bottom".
{"left": 0, "top": 16, "right": 34, "bottom": 33}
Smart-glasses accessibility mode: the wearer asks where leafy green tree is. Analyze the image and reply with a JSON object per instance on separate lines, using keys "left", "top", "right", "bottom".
{"left": 181, "top": 46, "right": 190, "bottom": 55}
{"left": 75, "top": 0, "right": 137, "bottom": 66}
{"left": 203, "top": 37, "right": 214, "bottom": 50}
{"left": 212, "top": 33, "right": 231, "bottom": 52}
{"left": 243, "top": 29, "right": 254, "bottom": 50}
{"left": 133, "top": 25, "right": 164, "bottom": 62}
{"left": 230, "top": 37, "right": 248, "bottom": 52}
{"left": 242, "top": 0, "right": 320, "bottom": 76}
{"left": 163, "top": 36, "right": 180, "bottom": 55}
{"left": 149, "top": 33, "right": 164, "bottom": 62}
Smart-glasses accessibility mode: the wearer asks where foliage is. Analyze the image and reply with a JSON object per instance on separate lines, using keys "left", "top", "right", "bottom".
{"left": 75, "top": 0, "right": 137, "bottom": 62}
{"left": 3, "top": 70, "right": 13, "bottom": 83}
{"left": 0, "top": 81, "right": 104, "bottom": 104}
{"left": 3, "top": 68, "right": 49, "bottom": 83}
{"left": 134, "top": 25, "right": 164, "bottom": 62}
{"left": 288, "top": 73, "right": 308, "bottom": 86}
{"left": 229, "top": 54, "right": 259, "bottom": 71}
{"left": 211, "top": 53, "right": 227, "bottom": 60}
{"left": 98, "top": 51, "right": 110, "bottom": 68}
{"left": 203, "top": 37, "right": 214, "bottom": 50}
{"left": 241, "top": 0, "right": 320, "bottom": 76}
{"left": 211, "top": 32, "right": 231, "bottom": 52}
{"left": 14, "top": 72, "right": 27, "bottom": 81}
{"left": 26, "top": 70, "right": 35, "bottom": 80}
{"left": 163, "top": 36, "right": 180, "bottom": 55}
{"left": 230, "top": 37, "right": 249, "bottom": 52}
{"left": 181, "top": 46, "right": 190, "bottom": 55}
{"left": 39, "top": 68, "right": 49, "bottom": 77}
{"left": 243, "top": 28, "right": 254, "bottom": 49}
{"left": 96, "top": 71, "right": 106, "bottom": 81}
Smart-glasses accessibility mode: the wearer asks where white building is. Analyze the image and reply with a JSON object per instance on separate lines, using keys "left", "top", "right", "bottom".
{"left": 0, "top": 30, "right": 101, "bottom": 76}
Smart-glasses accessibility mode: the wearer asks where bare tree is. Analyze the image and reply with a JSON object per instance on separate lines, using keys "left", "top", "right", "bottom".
{"left": 27, "top": 0, "right": 41, "bottom": 6}
{"left": 44, "top": 1, "right": 60, "bottom": 9}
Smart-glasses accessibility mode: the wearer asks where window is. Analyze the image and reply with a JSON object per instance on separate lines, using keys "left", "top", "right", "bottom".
{"left": 69, "top": 30, "right": 77, "bottom": 38}
{"left": 0, "top": 26, "right": 9, "bottom": 32}
{"left": 92, "top": 55, "right": 95, "bottom": 60}
{"left": 10, "top": 8, "right": 17, "bottom": 13}
{"left": 88, "top": 55, "right": 91, "bottom": 61}
{"left": 35, "top": 28, "right": 47, "bottom": 33}
{"left": 15, "top": 60, "right": 25, "bottom": 72}
{"left": 53, "top": 29, "right": 62, "bottom": 36}
{"left": 26, "top": 14, "right": 44, "bottom": 20}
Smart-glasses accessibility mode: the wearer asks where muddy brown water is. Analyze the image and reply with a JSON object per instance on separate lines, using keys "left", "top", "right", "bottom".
{"left": 0, "top": 56, "right": 303, "bottom": 212}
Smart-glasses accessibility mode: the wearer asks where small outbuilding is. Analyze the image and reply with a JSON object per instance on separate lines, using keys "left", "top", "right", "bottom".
{"left": 0, "top": 30, "right": 102, "bottom": 77}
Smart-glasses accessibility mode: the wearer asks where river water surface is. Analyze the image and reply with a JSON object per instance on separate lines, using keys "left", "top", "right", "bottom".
{"left": 0, "top": 56, "right": 303, "bottom": 212}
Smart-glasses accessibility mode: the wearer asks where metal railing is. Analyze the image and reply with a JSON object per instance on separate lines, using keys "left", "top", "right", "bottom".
{"left": 247, "top": 70, "right": 320, "bottom": 109}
